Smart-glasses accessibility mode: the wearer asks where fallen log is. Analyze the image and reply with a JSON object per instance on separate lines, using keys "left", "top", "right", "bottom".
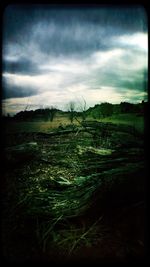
{"left": 81, "top": 121, "right": 143, "bottom": 137}
{"left": 35, "top": 128, "right": 83, "bottom": 138}
{"left": 76, "top": 145, "right": 115, "bottom": 156}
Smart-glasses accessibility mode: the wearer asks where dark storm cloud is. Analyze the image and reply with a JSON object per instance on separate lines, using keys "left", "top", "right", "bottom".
{"left": 3, "top": 85, "right": 37, "bottom": 99}
{"left": 3, "top": 58, "right": 39, "bottom": 75}
{"left": 3, "top": 5, "right": 147, "bottom": 57}
{"left": 3, "top": 5, "right": 147, "bottom": 37}
{"left": 2, "top": 75, "right": 39, "bottom": 99}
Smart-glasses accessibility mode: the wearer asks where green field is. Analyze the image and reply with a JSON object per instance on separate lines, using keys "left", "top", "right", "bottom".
{"left": 99, "top": 113, "right": 144, "bottom": 133}
{"left": 4, "top": 113, "right": 144, "bottom": 134}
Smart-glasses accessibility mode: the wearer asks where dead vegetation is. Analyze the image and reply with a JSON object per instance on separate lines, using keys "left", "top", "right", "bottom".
{"left": 2, "top": 121, "right": 145, "bottom": 263}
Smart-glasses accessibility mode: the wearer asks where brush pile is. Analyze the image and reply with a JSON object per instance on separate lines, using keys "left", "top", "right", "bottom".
{"left": 6, "top": 122, "right": 145, "bottom": 219}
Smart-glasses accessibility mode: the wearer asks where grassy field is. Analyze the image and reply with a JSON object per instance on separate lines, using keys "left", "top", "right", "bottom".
{"left": 4, "top": 113, "right": 144, "bottom": 134}
{"left": 99, "top": 113, "right": 144, "bottom": 133}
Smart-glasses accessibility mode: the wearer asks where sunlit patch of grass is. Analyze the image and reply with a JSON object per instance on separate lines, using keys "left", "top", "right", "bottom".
{"left": 97, "top": 113, "right": 144, "bottom": 133}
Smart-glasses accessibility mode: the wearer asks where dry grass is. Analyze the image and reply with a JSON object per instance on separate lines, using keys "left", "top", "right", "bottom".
{"left": 4, "top": 115, "right": 75, "bottom": 134}
{"left": 36, "top": 215, "right": 107, "bottom": 256}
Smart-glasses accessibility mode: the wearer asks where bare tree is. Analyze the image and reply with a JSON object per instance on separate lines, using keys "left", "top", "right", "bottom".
{"left": 67, "top": 101, "right": 76, "bottom": 123}
{"left": 45, "top": 106, "right": 57, "bottom": 122}
{"left": 50, "top": 106, "right": 57, "bottom": 122}
{"left": 24, "top": 98, "right": 31, "bottom": 112}
{"left": 78, "top": 97, "right": 87, "bottom": 121}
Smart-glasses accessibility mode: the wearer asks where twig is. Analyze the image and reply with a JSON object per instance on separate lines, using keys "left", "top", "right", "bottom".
{"left": 42, "top": 214, "right": 63, "bottom": 252}
{"left": 68, "top": 215, "right": 103, "bottom": 255}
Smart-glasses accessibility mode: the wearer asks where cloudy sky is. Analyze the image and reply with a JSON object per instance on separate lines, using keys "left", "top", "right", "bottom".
{"left": 2, "top": 5, "right": 148, "bottom": 115}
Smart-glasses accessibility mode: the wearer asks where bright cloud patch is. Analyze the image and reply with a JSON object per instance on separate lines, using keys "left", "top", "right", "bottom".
{"left": 117, "top": 32, "right": 148, "bottom": 52}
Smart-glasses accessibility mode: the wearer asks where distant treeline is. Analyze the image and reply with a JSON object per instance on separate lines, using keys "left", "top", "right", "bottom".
{"left": 87, "top": 101, "right": 146, "bottom": 119}
{"left": 5, "top": 101, "right": 147, "bottom": 121}
{"left": 14, "top": 108, "right": 62, "bottom": 121}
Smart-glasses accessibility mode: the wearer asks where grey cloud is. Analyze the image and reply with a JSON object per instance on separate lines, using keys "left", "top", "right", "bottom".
{"left": 2, "top": 75, "right": 39, "bottom": 99}
{"left": 3, "top": 5, "right": 147, "bottom": 38}
{"left": 86, "top": 66, "right": 147, "bottom": 93}
{"left": 31, "top": 22, "right": 113, "bottom": 57}
{"left": 3, "top": 5, "right": 147, "bottom": 57}
{"left": 2, "top": 5, "right": 148, "bottom": 103}
{"left": 2, "top": 85, "right": 38, "bottom": 99}
{"left": 3, "top": 5, "right": 148, "bottom": 69}
{"left": 3, "top": 58, "right": 40, "bottom": 75}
